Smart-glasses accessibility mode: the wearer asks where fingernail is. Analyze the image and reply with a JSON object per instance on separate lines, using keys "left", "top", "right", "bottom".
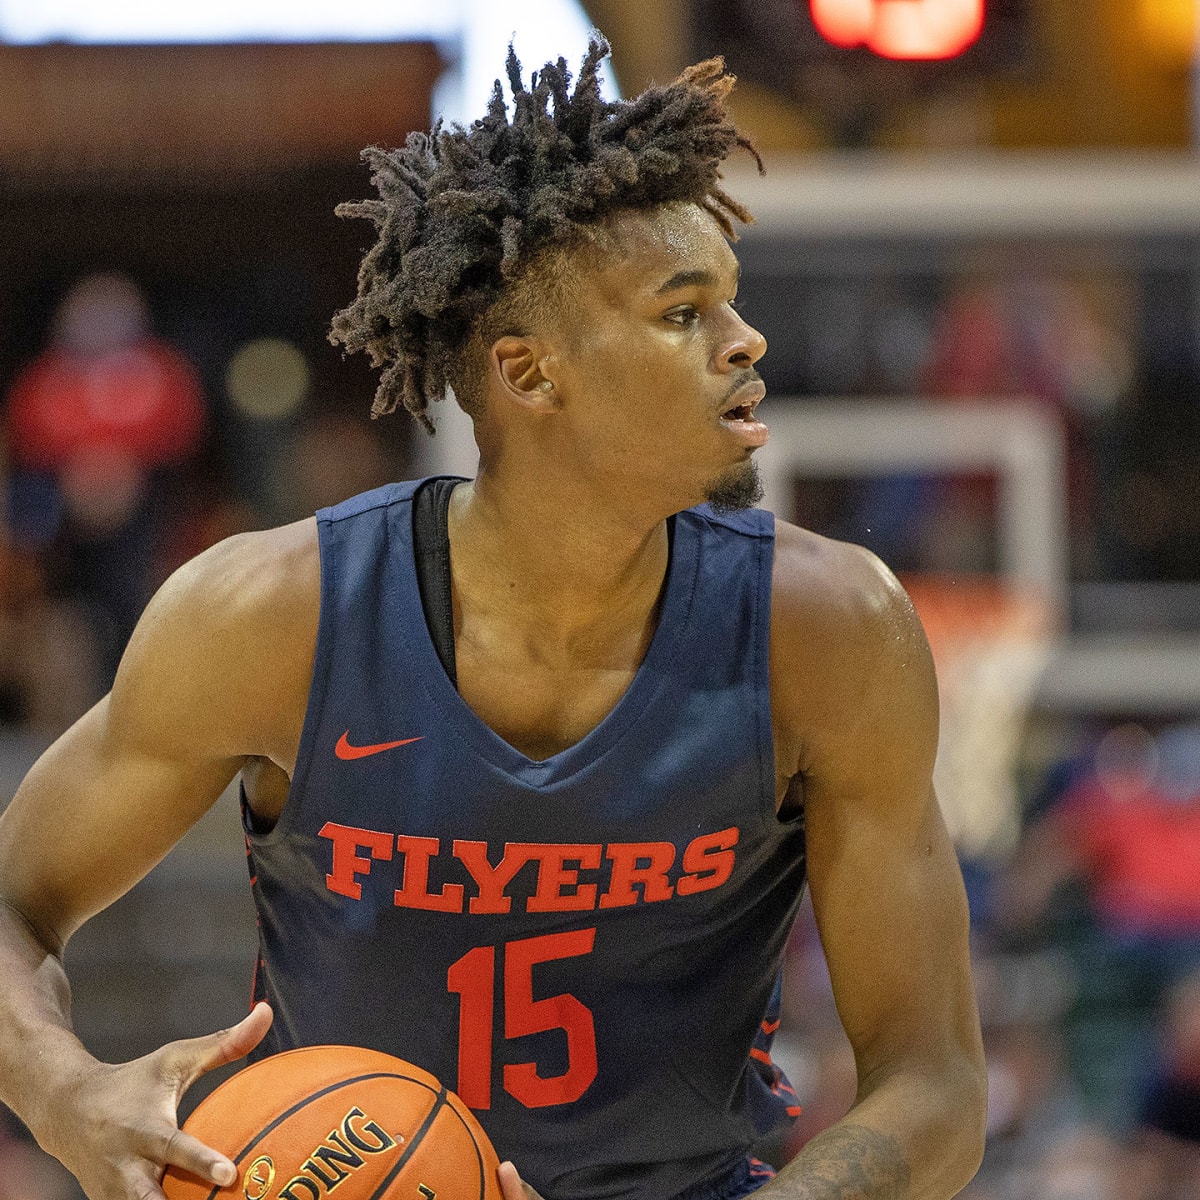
{"left": 213, "top": 1161, "right": 236, "bottom": 1187}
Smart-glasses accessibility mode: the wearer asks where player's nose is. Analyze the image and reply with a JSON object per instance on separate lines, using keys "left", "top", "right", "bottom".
{"left": 719, "top": 311, "right": 767, "bottom": 371}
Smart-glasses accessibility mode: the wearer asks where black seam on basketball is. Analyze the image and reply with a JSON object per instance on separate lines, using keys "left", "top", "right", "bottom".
{"left": 365, "top": 1085, "right": 448, "bottom": 1200}
{"left": 199, "top": 1071, "right": 440, "bottom": 1200}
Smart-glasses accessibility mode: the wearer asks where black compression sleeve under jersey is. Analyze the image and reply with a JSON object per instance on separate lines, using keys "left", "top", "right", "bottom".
{"left": 412, "top": 477, "right": 459, "bottom": 688}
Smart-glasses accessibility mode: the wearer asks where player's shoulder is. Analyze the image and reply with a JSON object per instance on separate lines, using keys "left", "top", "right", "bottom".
{"left": 768, "top": 519, "right": 937, "bottom": 755}
{"left": 129, "top": 517, "right": 319, "bottom": 670}
{"left": 769, "top": 518, "right": 932, "bottom": 696}
{"left": 771, "top": 517, "right": 914, "bottom": 631}
{"left": 103, "top": 519, "right": 320, "bottom": 761}
{"left": 159, "top": 518, "right": 318, "bottom": 623}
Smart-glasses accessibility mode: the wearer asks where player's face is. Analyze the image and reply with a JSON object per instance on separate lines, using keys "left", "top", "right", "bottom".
{"left": 544, "top": 202, "right": 768, "bottom": 514}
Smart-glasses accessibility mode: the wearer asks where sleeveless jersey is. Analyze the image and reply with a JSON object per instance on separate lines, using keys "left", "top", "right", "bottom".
{"left": 245, "top": 479, "right": 808, "bottom": 1200}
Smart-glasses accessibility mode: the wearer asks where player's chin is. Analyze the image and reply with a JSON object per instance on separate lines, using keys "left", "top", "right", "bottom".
{"left": 702, "top": 460, "right": 764, "bottom": 514}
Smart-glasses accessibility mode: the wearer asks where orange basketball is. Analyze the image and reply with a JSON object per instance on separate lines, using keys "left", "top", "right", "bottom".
{"left": 162, "top": 1046, "right": 502, "bottom": 1200}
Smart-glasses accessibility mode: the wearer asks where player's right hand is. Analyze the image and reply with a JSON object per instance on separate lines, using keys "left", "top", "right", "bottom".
{"left": 38, "top": 1002, "right": 273, "bottom": 1200}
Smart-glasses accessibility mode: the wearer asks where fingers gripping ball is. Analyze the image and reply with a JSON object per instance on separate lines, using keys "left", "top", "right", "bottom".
{"left": 162, "top": 1046, "right": 502, "bottom": 1200}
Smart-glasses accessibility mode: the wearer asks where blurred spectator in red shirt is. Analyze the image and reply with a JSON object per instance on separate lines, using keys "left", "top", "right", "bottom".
{"left": 7, "top": 274, "right": 203, "bottom": 515}
{"left": 1000, "top": 723, "right": 1200, "bottom": 943}
{"left": 996, "top": 722, "right": 1200, "bottom": 1128}
{"left": 4, "top": 273, "right": 206, "bottom": 680}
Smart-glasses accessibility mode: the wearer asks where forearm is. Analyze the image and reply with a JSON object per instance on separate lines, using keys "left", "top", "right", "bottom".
{"left": 0, "top": 902, "right": 95, "bottom": 1152}
{"left": 757, "top": 1065, "right": 986, "bottom": 1200}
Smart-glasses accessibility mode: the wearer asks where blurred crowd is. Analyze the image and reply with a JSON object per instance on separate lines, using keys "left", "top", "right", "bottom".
{"left": 764, "top": 252, "right": 1199, "bottom": 586}
{"left": 0, "top": 253, "right": 1196, "bottom": 1200}
{"left": 774, "top": 717, "right": 1200, "bottom": 1200}
{"left": 0, "top": 271, "right": 403, "bottom": 740}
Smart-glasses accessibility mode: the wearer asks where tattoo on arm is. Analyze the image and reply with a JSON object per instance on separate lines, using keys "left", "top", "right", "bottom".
{"left": 790, "top": 1124, "right": 912, "bottom": 1200}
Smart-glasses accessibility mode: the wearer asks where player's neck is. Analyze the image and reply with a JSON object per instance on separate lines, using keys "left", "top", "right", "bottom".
{"left": 447, "top": 470, "right": 671, "bottom": 643}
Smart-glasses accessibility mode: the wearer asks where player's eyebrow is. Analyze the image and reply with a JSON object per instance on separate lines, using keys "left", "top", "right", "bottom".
{"left": 655, "top": 265, "right": 740, "bottom": 295}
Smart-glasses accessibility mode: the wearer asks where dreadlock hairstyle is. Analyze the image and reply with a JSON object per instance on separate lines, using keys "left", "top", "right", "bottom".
{"left": 329, "top": 36, "right": 761, "bottom": 433}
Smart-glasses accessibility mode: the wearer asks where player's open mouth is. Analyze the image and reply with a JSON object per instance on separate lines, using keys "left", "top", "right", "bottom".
{"left": 719, "top": 382, "right": 769, "bottom": 447}
{"left": 723, "top": 403, "right": 755, "bottom": 421}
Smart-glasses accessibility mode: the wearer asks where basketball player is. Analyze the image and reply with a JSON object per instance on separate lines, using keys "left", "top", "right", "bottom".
{"left": 0, "top": 40, "right": 985, "bottom": 1200}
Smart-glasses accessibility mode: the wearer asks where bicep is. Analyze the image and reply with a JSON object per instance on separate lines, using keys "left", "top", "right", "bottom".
{"left": 807, "top": 777, "right": 978, "bottom": 1081}
{"left": 794, "top": 560, "right": 979, "bottom": 1082}
{"left": 0, "top": 695, "right": 243, "bottom": 949}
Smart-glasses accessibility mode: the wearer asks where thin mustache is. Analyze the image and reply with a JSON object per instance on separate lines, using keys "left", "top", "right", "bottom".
{"left": 719, "top": 371, "right": 764, "bottom": 408}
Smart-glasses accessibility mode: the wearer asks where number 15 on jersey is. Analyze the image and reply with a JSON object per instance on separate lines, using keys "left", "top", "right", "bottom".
{"left": 447, "top": 929, "right": 598, "bottom": 1110}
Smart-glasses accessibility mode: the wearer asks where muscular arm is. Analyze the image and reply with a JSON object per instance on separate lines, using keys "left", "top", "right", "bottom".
{"left": 0, "top": 520, "right": 318, "bottom": 1199}
{"left": 761, "top": 526, "right": 986, "bottom": 1200}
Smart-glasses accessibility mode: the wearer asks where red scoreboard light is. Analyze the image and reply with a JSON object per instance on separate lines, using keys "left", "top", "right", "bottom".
{"left": 810, "top": 0, "right": 986, "bottom": 60}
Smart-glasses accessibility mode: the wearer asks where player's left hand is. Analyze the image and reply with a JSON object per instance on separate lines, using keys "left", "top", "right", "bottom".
{"left": 498, "top": 1160, "right": 544, "bottom": 1200}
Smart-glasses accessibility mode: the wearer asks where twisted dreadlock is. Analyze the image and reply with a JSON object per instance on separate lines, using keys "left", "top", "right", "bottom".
{"left": 329, "top": 36, "right": 761, "bottom": 433}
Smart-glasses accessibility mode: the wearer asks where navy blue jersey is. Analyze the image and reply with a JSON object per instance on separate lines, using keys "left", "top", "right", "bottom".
{"left": 245, "top": 479, "right": 807, "bottom": 1200}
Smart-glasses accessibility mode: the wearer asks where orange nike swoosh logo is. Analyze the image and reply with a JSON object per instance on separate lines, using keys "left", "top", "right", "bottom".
{"left": 335, "top": 731, "right": 424, "bottom": 760}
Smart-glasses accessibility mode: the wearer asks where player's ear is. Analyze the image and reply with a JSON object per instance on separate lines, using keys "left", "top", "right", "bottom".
{"left": 491, "top": 336, "right": 561, "bottom": 414}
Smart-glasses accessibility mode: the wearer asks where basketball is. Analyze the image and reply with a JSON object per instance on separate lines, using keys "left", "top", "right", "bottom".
{"left": 162, "top": 1046, "right": 502, "bottom": 1200}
